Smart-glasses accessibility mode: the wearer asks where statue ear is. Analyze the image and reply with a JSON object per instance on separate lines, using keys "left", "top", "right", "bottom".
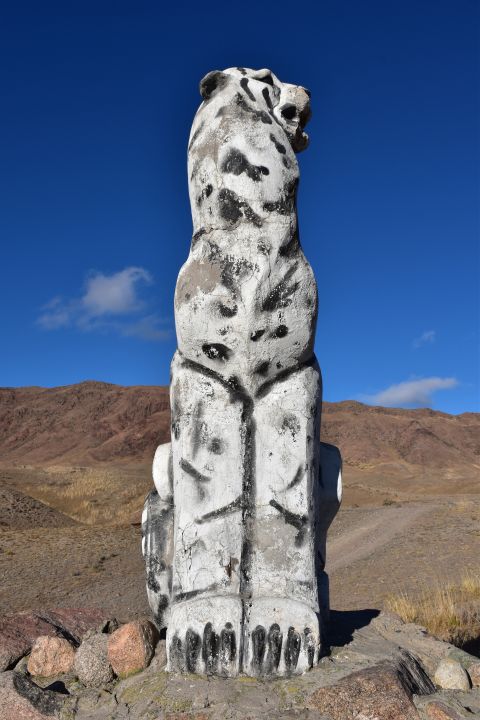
{"left": 199, "top": 71, "right": 228, "bottom": 100}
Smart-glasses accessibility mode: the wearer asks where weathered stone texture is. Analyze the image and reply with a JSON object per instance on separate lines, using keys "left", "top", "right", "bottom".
{"left": 74, "top": 632, "right": 113, "bottom": 687}
{"left": 434, "top": 658, "right": 471, "bottom": 691}
{"left": 0, "top": 607, "right": 112, "bottom": 672}
{"left": 306, "top": 658, "right": 429, "bottom": 719}
{"left": 27, "top": 635, "right": 75, "bottom": 677}
{"left": 108, "top": 620, "right": 159, "bottom": 678}
{"left": 0, "top": 671, "right": 63, "bottom": 719}
{"left": 142, "top": 67, "right": 342, "bottom": 677}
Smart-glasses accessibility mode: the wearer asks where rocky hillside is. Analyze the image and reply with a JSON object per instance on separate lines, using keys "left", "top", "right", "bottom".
{"left": 0, "top": 382, "right": 478, "bottom": 485}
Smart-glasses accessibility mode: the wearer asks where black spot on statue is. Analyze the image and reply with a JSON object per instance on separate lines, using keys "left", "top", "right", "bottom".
{"left": 219, "top": 188, "right": 242, "bottom": 224}
{"left": 219, "top": 188, "right": 262, "bottom": 228}
{"left": 190, "top": 401, "right": 204, "bottom": 458}
{"left": 209, "top": 437, "right": 224, "bottom": 455}
{"left": 195, "top": 495, "right": 243, "bottom": 524}
{"left": 250, "top": 329, "right": 265, "bottom": 341}
{"left": 191, "top": 228, "right": 206, "bottom": 249}
{"left": 197, "top": 184, "right": 214, "bottom": 206}
{"left": 199, "top": 70, "right": 228, "bottom": 100}
{"left": 258, "top": 73, "right": 274, "bottom": 86}
{"left": 286, "top": 464, "right": 304, "bottom": 490}
{"left": 188, "top": 121, "right": 205, "bottom": 151}
{"left": 171, "top": 396, "right": 182, "bottom": 440}
{"left": 222, "top": 148, "right": 269, "bottom": 182}
{"left": 220, "top": 623, "right": 236, "bottom": 670}
{"left": 271, "top": 324, "right": 288, "bottom": 338}
{"left": 270, "top": 133, "right": 286, "bottom": 154}
{"left": 173, "top": 583, "right": 217, "bottom": 602}
{"left": 265, "top": 623, "right": 283, "bottom": 674}
{"left": 235, "top": 93, "right": 272, "bottom": 124}
{"left": 262, "top": 87, "right": 273, "bottom": 110}
{"left": 218, "top": 302, "right": 238, "bottom": 318}
{"left": 220, "top": 256, "right": 255, "bottom": 292}
{"left": 254, "top": 361, "right": 270, "bottom": 376}
{"left": 269, "top": 498, "right": 308, "bottom": 546}
{"left": 202, "top": 622, "right": 219, "bottom": 674}
{"left": 240, "top": 77, "right": 256, "bottom": 101}
{"left": 238, "top": 393, "right": 256, "bottom": 604}
{"left": 180, "top": 457, "right": 211, "bottom": 500}
{"left": 155, "top": 594, "right": 170, "bottom": 625}
{"left": 284, "top": 627, "right": 301, "bottom": 672}
{"left": 264, "top": 179, "right": 298, "bottom": 215}
{"left": 147, "top": 569, "right": 160, "bottom": 593}
{"left": 180, "top": 458, "right": 211, "bottom": 483}
{"left": 185, "top": 628, "right": 201, "bottom": 672}
{"left": 279, "top": 231, "right": 300, "bottom": 257}
{"left": 252, "top": 625, "right": 266, "bottom": 673}
{"left": 262, "top": 264, "right": 299, "bottom": 311}
{"left": 304, "top": 627, "right": 315, "bottom": 668}
{"left": 169, "top": 633, "right": 185, "bottom": 672}
{"left": 281, "top": 413, "right": 301, "bottom": 438}
{"left": 202, "top": 342, "right": 231, "bottom": 361}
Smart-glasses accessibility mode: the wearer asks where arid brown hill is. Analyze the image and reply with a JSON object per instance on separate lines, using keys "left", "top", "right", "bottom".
{"left": 0, "top": 382, "right": 478, "bottom": 493}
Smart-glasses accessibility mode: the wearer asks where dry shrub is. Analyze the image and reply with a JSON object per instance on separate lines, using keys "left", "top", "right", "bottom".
{"left": 22, "top": 465, "right": 151, "bottom": 526}
{"left": 385, "top": 573, "right": 480, "bottom": 649}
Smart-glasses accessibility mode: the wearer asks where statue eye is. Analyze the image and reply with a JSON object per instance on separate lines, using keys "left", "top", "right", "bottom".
{"left": 281, "top": 104, "right": 297, "bottom": 120}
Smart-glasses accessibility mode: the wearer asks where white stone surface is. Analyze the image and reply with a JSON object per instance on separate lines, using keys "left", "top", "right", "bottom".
{"left": 176, "top": 67, "right": 316, "bottom": 396}
{"left": 142, "top": 67, "right": 342, "bottom": 677}
{"left": 251, "top": 363, "right": 321, "bottom": 608}
{"left": 152, "top": 442, "right": 171, "bottom": 499}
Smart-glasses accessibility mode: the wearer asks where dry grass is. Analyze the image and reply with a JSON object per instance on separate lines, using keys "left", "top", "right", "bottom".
{"left": 20, "top": 465, "right": 151, "bottom": 526}
{"left": 385, "top": 572, "right": 480, "bottom": 649}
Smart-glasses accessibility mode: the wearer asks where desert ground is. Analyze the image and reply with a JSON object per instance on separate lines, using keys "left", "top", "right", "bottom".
{"left": 0, "top": 382, "right": 479, "bottom": 645}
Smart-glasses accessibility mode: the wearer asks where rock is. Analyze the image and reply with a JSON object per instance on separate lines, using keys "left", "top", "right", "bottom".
{"left": 414, "top": 690, "right": 480, "bottom": 719}
{"left": 74, "top": 632, "right": 113, "bottom": 687}
{"left": 307, "top": 654, "right": 434, "bottom": 720}
{"left": 446, "top": 646, "right": 479, "bottom": 670}
{"left": 434, "top": 658, "right": 471, "bottom": 690}
{"left": 0, "top": 671, "right": 63, "bottom": 719}
{"left": 36, "top": 607, "right": 114, "bottom": 644}
{"left": 107, "top": 619, "right": 159, "bottom": 677}
{"left": 369, "top": 611, "right": 469, "bottom": 679}
{"left": 469, "top": 662, "right": 480, "bottom": 687}
{"left": 27, "top": 635, "right": 75, "bottom": 677}
{"left": 0, "top": 608, "right": 113, "bottom": 671}
{"left": 370, "top": 609, "right": 406, "bottom": 633}
{"left": 0, "top": 612, "right": 58, "bottom": 671}
{"left": 424, "top": 701, "right": 465, "bottom": 720}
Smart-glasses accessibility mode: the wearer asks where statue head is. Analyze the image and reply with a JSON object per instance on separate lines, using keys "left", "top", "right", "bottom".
{"left": 199, "top": 67, "right": 311, "bottom": 152}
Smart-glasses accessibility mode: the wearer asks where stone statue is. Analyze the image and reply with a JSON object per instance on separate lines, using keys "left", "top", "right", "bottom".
{"left": 142, "top": 67, "right": 342, "bottom": 678}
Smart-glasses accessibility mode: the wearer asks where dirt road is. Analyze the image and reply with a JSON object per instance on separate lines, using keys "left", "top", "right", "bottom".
{"left": 327, "top": 503, "right": 433, "bottom": 572}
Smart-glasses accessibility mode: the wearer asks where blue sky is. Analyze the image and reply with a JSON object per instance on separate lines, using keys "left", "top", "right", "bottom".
{"left": 0, "top": 0, "right": 478, "bottom": 413}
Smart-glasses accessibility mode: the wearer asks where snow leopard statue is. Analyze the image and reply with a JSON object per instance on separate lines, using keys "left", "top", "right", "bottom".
{"left": 142, "top": 67, "right": 342, "bottom": 678}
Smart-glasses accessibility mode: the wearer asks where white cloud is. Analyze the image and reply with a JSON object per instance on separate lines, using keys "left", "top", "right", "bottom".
{"left": 37, "top": 297, "right": 72, "bottom": 330}
{"left": 413, "top": 329, "right": 436, "bottom": 348}
{"left": 363, "top": 377, "right": 458, "bottom": 408}
{"left": 81, "top": 267, "right": 152, "bottom": 318}
{"left": 37, "top": 267, "right": 169, "bottom": 341}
